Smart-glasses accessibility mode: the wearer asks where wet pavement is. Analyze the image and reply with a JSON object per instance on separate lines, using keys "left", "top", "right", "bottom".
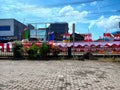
{"left": 0, "top": 60, "right": 120, "bottom": 90}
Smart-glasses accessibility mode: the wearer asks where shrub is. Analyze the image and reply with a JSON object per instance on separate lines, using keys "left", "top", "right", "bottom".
{"left": 13, "top": 41, "right": 24, "bottom": 58}
{"left": 38, "top": 43, "right": 49, "bottom": 58}
{"left": 27, "top": 43, "right": 38, "bottom": 59}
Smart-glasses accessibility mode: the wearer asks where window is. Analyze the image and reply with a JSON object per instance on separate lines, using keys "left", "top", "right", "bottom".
{"left": 0, "top": 26, "right": 10, "bottom": 31}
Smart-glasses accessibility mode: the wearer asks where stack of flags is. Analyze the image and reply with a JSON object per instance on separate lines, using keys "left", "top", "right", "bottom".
{"left": 62, "top": 33, "right": 70, "bottom": 42}
{"left": 103, "top": 33, "right": 113, "bottom": 41}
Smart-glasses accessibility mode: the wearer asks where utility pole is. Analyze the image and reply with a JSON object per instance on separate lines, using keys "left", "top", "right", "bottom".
{"left": 72, "top": 23, "right": 75, "bottom": 59}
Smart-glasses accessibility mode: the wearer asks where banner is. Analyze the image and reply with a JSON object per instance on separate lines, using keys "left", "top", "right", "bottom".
{"left": 84, "top": 33, "right": 92, "bottom": 42}
{"left": 48, "top": 31, "right": 54, "bottom": 41}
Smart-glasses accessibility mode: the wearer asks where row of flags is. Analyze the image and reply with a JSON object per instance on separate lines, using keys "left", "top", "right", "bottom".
{"left": 103, "top": 33, "right": 120, "bottom": 41}
{"left": 84, "top": 33, "right": 120, "bottom": 42}
{"left": 48, "top": 32, "right": 71, "bottom": 42}
{"left": 22, "top": 28, "right": 120, "bottom": 42}
{"left": 48, "top": 32, "right": 92, "bottom": 42}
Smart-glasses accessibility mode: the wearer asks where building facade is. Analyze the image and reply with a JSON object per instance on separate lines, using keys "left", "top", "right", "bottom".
{"left": 47, "top": 22, "right": 69, "bottom": 41}
{"left": 70, "top": 33, "right": 84, "bottom": 41}
{"left": 0, "top": 19, "right": 27, "bottom": 42}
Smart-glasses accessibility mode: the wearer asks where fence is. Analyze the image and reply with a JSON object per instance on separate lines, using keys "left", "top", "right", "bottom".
{"left": 0, "top": 42, "right": 120, "bottom": 58}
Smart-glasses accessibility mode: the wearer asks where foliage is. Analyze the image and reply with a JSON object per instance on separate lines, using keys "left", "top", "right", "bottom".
{"left": 38, "top": 43, "right": 49, "bottom": 58}
{"left": 49, "top": 45, "right": 60, "bottom": 56}
{"left": 27, "top": 43, "right": 38, "bottom": 59}
{"left": 73, "top": 55, "right": 79, "bottom": 60}
{"left": 13, "top": 41, "right": 24, "bottom": 58}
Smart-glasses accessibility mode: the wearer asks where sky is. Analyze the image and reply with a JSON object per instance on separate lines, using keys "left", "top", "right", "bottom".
{"left": 0, "top": 0, "right": 120, "bottom": 40}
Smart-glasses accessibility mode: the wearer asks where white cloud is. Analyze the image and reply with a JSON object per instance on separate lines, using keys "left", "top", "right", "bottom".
{"left": 57, "top": 5, "right": 89, "bottom": 33}
{"left": 96, "top": 15, "right": 120, "bottom": 31}
{"left": 59, "top": 5, "right": 88, "bottom": 18}
{"left": 88, "top": 20, "right": 97, "bottom": 29}
{"left": 59, "top": 5, "right": 73, "bottom": 16}
{"left": 88, "top": 15, "right": 120, "bottom": 32}
{"left": 58, "top": 5, "right": 89, "bottom": 22}
{"left": 90, "top": 1, "right": 97, "bottom": 6}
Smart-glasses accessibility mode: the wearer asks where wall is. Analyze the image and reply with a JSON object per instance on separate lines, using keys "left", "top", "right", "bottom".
{"left": 14, "top": 19, "right": 27, "bottom": 40}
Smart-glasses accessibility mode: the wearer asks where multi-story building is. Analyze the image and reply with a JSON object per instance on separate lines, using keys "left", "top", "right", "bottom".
{"left": 0, "top": 19, "right": 27, "bottom": 42}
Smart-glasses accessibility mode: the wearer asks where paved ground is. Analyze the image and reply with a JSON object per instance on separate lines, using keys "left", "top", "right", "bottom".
{"left": 0, "top": 60, "right": 120, "bottom": 90}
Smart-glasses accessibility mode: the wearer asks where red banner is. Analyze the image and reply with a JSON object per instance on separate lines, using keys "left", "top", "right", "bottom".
{"left": 84, "top": 33, "right": 92, "bottom": 42}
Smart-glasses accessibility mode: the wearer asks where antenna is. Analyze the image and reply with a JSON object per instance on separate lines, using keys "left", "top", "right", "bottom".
{"left": 88, "top": 28, "right": 90, "bottom": 33}
{"left": 23, "top": 18, "right": 25, "bottom": 24}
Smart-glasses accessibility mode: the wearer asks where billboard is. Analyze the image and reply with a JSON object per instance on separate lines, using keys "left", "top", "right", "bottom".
{"left": 30, "top": 29, "right": 46, "bottom": 39}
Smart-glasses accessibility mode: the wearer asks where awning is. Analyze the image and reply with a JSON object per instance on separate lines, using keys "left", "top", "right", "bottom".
{"left": 53, "top": 41, "right": 120, "bottom": 47}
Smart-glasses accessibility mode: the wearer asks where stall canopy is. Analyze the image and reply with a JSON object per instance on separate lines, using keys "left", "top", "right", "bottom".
{"left": 53, "top": 41, "right": 120, "bottom": 47}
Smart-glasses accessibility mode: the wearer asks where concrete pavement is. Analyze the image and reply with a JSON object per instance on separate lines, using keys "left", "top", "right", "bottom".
{"left": 0, "top": 60, "right": 120, "bottom": 90}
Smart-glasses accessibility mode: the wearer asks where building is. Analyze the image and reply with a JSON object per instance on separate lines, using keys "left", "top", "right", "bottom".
{"left": 28, "top": 23, "right": 47, "bottom": 42}
{"left": 70, "top": 33, "right": 84, "bottom": 41}
{"left": 0, "top": 19, "right": 27, "bottom": 42}
{"left": 47, "top": 23, "right": 69, "bottom": 41}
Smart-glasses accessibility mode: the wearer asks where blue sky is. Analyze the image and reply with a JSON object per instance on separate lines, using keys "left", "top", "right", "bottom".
{"left": 0, "top": 0, "right": 120, "bottom": 40}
